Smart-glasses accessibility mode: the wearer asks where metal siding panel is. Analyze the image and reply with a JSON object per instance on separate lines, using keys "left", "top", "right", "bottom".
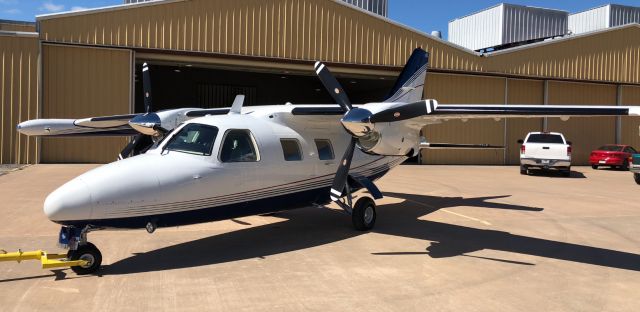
{"left": 502, "top": 4, "right": 567, "bottom": 46}
{"left": 421, "top": 73, "right": 506, "bottom": 165}
{"left": 485, "top": 26, "right": 640, "bottom": 84}
{"left": 0, "top": 22, "right": 36, "bottom": 32}
{"left": 449, "top": 5, "right": 503, "bottom": 51}
{"left": 450, "top": 4, "right": 567, "bottom": 51}
{"left": 609, "top": 5, "right": 640, "bottom": 27}
{"left": 505, "top": 79, "right": 544, "bottom": 165}
{"left": 0, "top": 35, "right": 38, "bottom": 165}
{"left": 547, "top": 81, "right": 617, "bottom": 165}
{"left": 621, "top": 85, "right": 640, "bottom": 149}
{"left": 41, "top": 44, "right": 131, "bottom": 163}
{"left": 37, "top": 0, "right": 481, "bottom": 72}
{"left": 568, "top": 6, "right": 610, "bottom": 34}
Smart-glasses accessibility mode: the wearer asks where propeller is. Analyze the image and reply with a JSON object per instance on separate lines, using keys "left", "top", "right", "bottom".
{"left": 314, "top": 61, "right": 359, "bottom": 201}
{"left": 314, "top": 60, "right": 436, "bottom": 202}
{"left": 314, "top": 62, "right": 352, "bottom": 112}
{"left": 119, "top": 63, "right": 163, "bottom": 160}
{"left": 369, "top": 100, "right": 436, "bottom": 123}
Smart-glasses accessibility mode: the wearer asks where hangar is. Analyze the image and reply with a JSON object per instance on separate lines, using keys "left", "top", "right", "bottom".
{"left": 0, "top": 0, "right": 639, "bottom": 165}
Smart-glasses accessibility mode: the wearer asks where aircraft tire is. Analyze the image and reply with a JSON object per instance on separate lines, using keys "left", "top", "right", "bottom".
{"left": 352, "top": 197, "right": 376, "bottom": 231}
{"left": 68, "top": 242, "right": 102, "bottom": 275}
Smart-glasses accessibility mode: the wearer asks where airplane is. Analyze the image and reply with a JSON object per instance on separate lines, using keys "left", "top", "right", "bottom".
{"left": 15, "top": 48, "right": 640, "bottom": 275}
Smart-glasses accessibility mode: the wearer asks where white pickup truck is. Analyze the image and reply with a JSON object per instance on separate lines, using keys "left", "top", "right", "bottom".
{"left": 518, "top": 132, "right": 572, "bottom": 177}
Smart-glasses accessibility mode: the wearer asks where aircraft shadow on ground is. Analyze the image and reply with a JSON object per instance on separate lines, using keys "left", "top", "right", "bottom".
{"left": 100, "top": 192, "right": 640, "bottom": 275}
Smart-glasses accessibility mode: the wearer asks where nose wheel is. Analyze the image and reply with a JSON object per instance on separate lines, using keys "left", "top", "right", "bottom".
{"left": 67, "top": 242, "right": 102, "bottom": 275}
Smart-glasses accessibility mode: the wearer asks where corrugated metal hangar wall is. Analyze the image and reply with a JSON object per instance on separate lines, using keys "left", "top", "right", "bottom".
{"left": 0, "top": 33, "right": 38, "bottom": 165}
{"left": 1, "top": 0, "right": 639, "bottom": 165}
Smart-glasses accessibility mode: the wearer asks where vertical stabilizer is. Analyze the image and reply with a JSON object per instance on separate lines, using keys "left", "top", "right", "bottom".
{"left": 384, "top": 48, "right": 429, "bottom": 103}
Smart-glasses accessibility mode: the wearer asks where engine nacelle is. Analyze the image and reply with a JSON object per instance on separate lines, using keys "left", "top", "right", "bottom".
{"left": 356, "top": 122, "right": 420, "bottom": 156}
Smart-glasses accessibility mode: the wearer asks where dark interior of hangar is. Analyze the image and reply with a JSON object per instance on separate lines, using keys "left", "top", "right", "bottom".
{"left": 134, "top": 63, "right": 396, "bottom": 113}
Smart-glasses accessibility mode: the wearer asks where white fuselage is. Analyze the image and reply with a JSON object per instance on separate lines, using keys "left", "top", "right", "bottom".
{"left": 44, "top": 106, "right": 406, "bottom": 228}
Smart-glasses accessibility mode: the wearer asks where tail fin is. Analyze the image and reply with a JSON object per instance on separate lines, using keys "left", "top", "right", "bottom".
{"left": 384, "top": 48, "right": 429, "bottom": 103}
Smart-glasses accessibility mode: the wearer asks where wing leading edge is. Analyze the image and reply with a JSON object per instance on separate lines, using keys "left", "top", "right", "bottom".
{"left": 428, "top": 104, "right": 639, "bottom": 119}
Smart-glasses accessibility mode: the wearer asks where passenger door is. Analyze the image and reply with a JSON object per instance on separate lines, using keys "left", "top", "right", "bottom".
{"left": 218, "top": 129, "right": 261, "bottom": 194}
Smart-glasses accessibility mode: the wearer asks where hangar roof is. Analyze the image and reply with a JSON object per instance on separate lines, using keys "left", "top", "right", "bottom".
{"left": 35, "top": 0, "right": 640, "bottom": 85}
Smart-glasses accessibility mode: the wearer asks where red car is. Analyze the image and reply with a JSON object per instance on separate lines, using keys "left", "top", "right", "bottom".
{"left": 590, "top": 145, "right": 637, "bottom": 170}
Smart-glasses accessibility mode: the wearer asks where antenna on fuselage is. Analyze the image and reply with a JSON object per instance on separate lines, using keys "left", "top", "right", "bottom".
{"left": 228, "top": 95, "right": 246, "bottom": 115}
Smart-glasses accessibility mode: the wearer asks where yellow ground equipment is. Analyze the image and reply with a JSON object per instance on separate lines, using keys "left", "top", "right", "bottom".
{"left": 0, "top": 249, "right": 87, "bottom": 269}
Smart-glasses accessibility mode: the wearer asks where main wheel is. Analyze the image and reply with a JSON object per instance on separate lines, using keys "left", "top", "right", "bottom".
{"left": 592, "top": 165, "right": 598, "bottom": 170}
{"left": 68, "top": 242, "right": 102, "bottom": 275}
{"left": 634, "top": 173, "right": 640, "bottom": 185}
{"left": 352, "top": 197, "right": 376, "bottom": 231}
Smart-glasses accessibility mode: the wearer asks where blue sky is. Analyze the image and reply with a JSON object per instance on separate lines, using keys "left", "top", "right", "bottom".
{"left": 1, "top": 1, "right": 639, "bottom": 39}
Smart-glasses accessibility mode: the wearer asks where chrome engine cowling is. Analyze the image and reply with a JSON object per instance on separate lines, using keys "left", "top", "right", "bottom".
{"left": 341, "top": 107, "right": 420, "bottom": 156}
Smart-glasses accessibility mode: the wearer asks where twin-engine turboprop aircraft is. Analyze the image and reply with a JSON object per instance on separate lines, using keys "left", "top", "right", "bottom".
{"left": 16, "top": 48, "right": 640, "bottom": 274}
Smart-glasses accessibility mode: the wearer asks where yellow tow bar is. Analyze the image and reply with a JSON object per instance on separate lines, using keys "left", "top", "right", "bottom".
{"left": 0, "top": 249, "right": 87, "bottom": 269}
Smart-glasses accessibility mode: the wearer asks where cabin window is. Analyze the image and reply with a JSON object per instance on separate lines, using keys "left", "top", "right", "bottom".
{"left": 220, "top": 130, "right": 260, "bottom": 162}
{"left": 280, "top": 139, "right": 303, "bottom": 161}
{"left": 164, "top": 123, "right": 218, "bottom": 156}
{"left": 315, "top": 139, "right": 335, "bottom": 160}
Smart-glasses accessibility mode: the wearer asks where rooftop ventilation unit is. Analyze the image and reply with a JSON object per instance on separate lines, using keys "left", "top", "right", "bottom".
{"left": 448, "top": 3, "right": 568, "bottom": 52}
{"left": 569, "top": 4, "right": 640, "bottom": 35}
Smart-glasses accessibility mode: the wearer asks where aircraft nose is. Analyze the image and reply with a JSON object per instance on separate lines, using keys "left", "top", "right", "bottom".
{"left": 44, "top": 177, "right": 93, "bottom": 222}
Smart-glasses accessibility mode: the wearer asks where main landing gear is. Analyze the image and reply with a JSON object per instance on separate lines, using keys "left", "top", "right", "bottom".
{"left": 334, "top": 182, "right": 378, "bottom": 231}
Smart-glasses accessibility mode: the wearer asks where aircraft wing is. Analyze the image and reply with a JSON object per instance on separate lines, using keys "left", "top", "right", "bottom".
{"left": 17, "top": 115, "right": 140, "bottom": 137}
{"left": 426, "top": 104, "right": 640, "bottom": 119}
{"left": 16, "top": 108, "right": 233, "bottom": 137}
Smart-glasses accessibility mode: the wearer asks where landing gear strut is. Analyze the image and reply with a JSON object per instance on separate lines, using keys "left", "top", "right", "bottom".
{"left": 59, "top": 226, "right": 102, "bottom": 275}
{"left": 335, "top": 182, "right": 377, "bottom": 231}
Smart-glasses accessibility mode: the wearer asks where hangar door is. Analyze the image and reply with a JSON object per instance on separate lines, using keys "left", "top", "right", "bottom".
{"left": 41, "top": 44, "right": 132, "bottom": 163}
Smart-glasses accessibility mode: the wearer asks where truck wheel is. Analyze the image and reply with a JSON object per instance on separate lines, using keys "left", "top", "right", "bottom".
{"left": 520, "top": 166, "right": 527, "bottom": 175}
{"left": 592, "top": 165, "right": 598, "bottom": 170}
{"left": 634, "top": 173, "right": 640, "bottom": 185}
{"left": 562, "top": 168, "right": 571, "bottom": 177}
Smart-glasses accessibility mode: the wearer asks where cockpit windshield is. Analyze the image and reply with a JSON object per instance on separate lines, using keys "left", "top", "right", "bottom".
{"left": 164, "top": 123, "right": 218, "bottom": 156}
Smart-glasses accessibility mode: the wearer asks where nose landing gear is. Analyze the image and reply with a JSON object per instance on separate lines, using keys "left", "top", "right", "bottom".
{"left": 59, "top": 225, "right": 102, "bottom": 275}
{"left": 0, "top": 226, "right": 102, "bottom": 274}
{"left": 67, "top": 242, "right": 102, "bottom": 275}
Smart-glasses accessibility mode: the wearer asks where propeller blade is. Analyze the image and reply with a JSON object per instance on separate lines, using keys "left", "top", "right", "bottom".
{"left": 369, "top": 100, "right": 436, "bottom": 123}
{"left": 142, "top": 63, "right": 153, "bottom": 113}
{"left": 330, "top": 137, "right": 357, "bottom": 201}
{"left": 314, "top": 62, "right": 352, "bottom": 112}
{"left": 118, "top": 134, "right": 144, "bottom": 160}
